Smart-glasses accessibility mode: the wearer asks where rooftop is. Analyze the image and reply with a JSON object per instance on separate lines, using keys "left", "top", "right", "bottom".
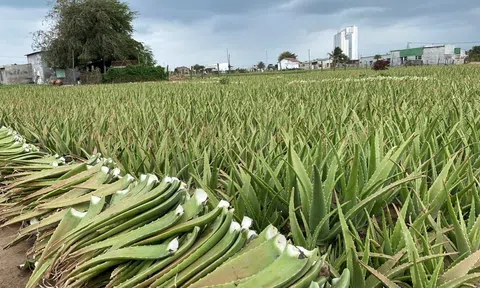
{"left": 25, "top": 51, "right": 44, "bottom": 56}
{"left": 282, "top": 58, "right": 300, "bottom": 63}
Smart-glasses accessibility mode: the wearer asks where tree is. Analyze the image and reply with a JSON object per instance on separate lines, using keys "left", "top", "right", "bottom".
{"left": 192, "top": 64, "right": 205, "bottom": 73}
{"left": 278, "top": 51, "right": 297, "bottom": 62}
{"left": 32, "top": 0, "right": 152, "bottom": 68}
{"left": 137, "top": 44, "right": 156, "bottom": 66}
{"left": 467, "top": 46, "right": 480, "bottom": 62}
{"left": 328, "top": 47, "right": 349, "bottom": 70}
{"left": 374, "top": 54, "right": 382, "bottom": 60}
{"left": 257, "top": 61, "right": 266, "bottom": 70}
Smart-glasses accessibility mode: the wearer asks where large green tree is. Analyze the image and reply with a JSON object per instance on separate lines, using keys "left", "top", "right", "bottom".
{"left": 328, "top": 47, "right": 349, "bottom": 70}
{"left": 32, "top": 0, "right": 154, "bottom": 68}
{"left": 278, "top": 51, "right": 297, "bottom": 62}
{"left": 467, "top": 46, "right": 480, "bottom": 62}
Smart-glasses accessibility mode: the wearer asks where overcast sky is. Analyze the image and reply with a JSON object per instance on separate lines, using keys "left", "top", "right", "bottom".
{"left": 1, "top": 1, "right": 479, "bottom": 67}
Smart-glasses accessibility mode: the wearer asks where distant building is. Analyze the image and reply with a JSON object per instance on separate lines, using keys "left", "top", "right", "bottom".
{"left": 298, "top": 59, "right": 333, "bottom": 70}
{"left": 110, "top": 60, "right": 137, "bottom": 69}
{"left": 26, "top": 51, "right": 53, "bottom": 85}
{"left": 390, "top": 45, "right": 458, "bottom": 66}
{"left": 278, "top": 58, "right": 300, "bottom": 70}
{"left": 0, "top": 64, "right": 33, "bottom": 85}
{"left": 299, "top": 61, "right": 311, "bottom": 70}
{"left": 360, "top": 54, "right": 392, "bottom": 67}
{"left": 218, "top": 63, "right": 230, "bottom": 73}
{"left": 316, "top": 59, "right": 333, "bottom": 69}
{"left": 174, "top": 66, "right": 191, "bottom": 75}
{"left": 334, "top": 26, "right": 359, "bottom": 60}
{"left": 454, "top": 48, "right": 467, "bottom": 64}
{"left": 203, "top": 63, "right": 231, "bottom": 73}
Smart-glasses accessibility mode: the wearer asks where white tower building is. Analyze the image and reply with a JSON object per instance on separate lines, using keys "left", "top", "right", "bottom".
{"left": 334, "top": 26, "right": 358, "bottom": 60}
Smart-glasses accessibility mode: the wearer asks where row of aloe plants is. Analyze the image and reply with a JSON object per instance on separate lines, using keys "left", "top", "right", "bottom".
{"left": 0, "top": 126, "right": 346, "bottom": 287}
{"left": 1, "top": 66, "right": 480, "bottom": 287}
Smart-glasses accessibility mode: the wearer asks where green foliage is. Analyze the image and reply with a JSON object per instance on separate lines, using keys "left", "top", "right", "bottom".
{"left": 137, "top": 43, "right": 157, "bottom": 67}
{"left": 0, "top": 127, "right": 329, "bottom": 287}
{"left": 193, "top": 64, "right": 205, "bottom": 72}
{"left": 329, "top": 47, "right": 349, "bottom": 70}
{"left": 218, "top": 77, "right": 230, "bottom": 85}
{"left": 467, "top": 46, "right": 480, "bottom": 62}
{"left": 278, "top": 51, "right": 298, "bottom": 62}
{"left": 102, "top": 65, "right": 167, "bottom": 83}
{"left": 257, "top": 61, "right": 266, "bottom": 70}
{"left": 2, "top": 65, "right": 480, "bottom": 286}
{"left": 33, "top": 0, "right": 150, "bottom": 68}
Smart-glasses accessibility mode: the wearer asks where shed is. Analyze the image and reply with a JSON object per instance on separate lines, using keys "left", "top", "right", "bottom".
{"left": 26, "top": 51, "right": 53, "bottom": 85}
{"left": 278, "top": 58, "right": 300, "bottom": 70}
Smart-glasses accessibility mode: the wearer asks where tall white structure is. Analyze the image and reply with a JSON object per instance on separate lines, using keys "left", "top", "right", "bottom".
{"left": 334, "top": 26, "right": 359, "bottom": 60}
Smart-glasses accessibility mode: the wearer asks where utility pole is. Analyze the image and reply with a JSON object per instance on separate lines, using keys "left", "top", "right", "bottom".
{"left": 265, "top": 50, "right": 268, "bottom": 69}
{"left": 308, "top": 49, "right": 311, "bottom": 70}
{"left": 226, "top": 48, "right": 230, "bottom": 73}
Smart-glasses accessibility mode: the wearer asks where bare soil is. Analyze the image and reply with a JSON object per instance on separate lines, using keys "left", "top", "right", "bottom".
{"left": 0, "top": 224, "right": 31, "bottom": 288}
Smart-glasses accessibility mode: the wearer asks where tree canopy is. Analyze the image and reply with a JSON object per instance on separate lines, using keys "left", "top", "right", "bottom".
{"left": 374, "top": 54, "right": 382, "bottom": 60}
{"left": 329, "top": 47, "right": 349, "bottom": 70}
{"left": 468, "top": 46, "right": 480, "bottom": 62}
{"left": 257, "top": 61, "right": 266, "bottom": 70}
{"left": 33, "top": 0, "right": 154, "bottom": 68}
{"left": 138, "top": 44, "right": 157, "bottom": 67}
{"left": 278, "top": 51, "right": 297, "bottom": 62}
{"left": 192, "top": 64, "right": 205, "bottom": 72}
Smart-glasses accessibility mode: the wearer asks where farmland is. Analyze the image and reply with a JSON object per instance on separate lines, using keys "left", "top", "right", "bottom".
{"left": 2, "top": 65, "right": 480, "bottom": 287}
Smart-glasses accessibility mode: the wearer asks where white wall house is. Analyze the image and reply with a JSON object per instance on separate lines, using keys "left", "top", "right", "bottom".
{"left": 278, "top": 58, "right": 300, "bottom": 70}
{"left": 334, "top": 26, "right": 359, "bottom": 60}
{"left": 423, "top": 45, "right": 455, "bottom": 65}
{"left": 454, "top": 48, "right": 467, "bottom": 64}
{"left": 218, "top": 63, "right": 230, "bottom": 72}
{"left": 299, "top": 59, "right": 334, "bottom": 70}
{"left": 26, "top": 51, "right": 53, "bottom": 85}
{"left": 390, "top": 45, "right": 458, "bottom": 66}
{"left": 204, "top": 63, "right": 231, "bottom": 73}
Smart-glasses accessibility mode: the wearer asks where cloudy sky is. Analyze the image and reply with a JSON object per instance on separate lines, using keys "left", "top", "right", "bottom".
{"left": 1, "top": 0, "right": 479, "bottom": 67}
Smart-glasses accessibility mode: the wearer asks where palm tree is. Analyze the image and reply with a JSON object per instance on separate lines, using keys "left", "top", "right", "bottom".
{"left": 257, "top": 61, "right": 266, "bottom": 71}
{"left": 328, "top": 47, "right": 348, "bottom": 70}
{"left": 374, "top": 54, "right": 382, "bottom": 61}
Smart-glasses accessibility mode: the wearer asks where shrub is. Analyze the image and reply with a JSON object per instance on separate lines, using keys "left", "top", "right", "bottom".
{"left": 219, "top": 77, "right": 230, "bottom": 85}
{"left": 372, "top": 59, "right": 390, "bottom": 71}
{"left": 102, "top": 65, "right": 168, "bottom": 83}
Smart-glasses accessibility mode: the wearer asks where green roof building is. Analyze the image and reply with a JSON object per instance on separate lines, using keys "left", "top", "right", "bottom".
{"left": 390, "top": 45, "right": 461, "bottom": 66}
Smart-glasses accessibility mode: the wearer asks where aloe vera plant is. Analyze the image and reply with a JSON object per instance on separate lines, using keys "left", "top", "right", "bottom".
{"left": 2, "top": 65, "right": 480, "bottom": 287}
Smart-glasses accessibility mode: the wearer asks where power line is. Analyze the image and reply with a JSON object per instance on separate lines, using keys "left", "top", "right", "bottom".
{"left": 0, "top": 56, "right": 27, "bottom": 59}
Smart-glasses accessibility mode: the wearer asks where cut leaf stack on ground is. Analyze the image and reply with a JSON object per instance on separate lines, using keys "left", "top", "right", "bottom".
{"left": 0, "top": 130, "right": 333, "bottom": 288}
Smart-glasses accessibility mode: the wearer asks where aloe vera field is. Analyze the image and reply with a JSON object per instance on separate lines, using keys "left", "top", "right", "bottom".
{"left": 1, "top": 65, "right": 480, "bottom": 287}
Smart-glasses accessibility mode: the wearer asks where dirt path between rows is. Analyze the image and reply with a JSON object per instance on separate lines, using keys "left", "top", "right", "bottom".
{"left": 0, "top": 224, "right": 32, "bottom": 288}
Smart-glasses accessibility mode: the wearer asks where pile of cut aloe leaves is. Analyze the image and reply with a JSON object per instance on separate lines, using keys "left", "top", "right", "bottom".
{"left": 0, "top": 126, "right": 347, "bottom": 287}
